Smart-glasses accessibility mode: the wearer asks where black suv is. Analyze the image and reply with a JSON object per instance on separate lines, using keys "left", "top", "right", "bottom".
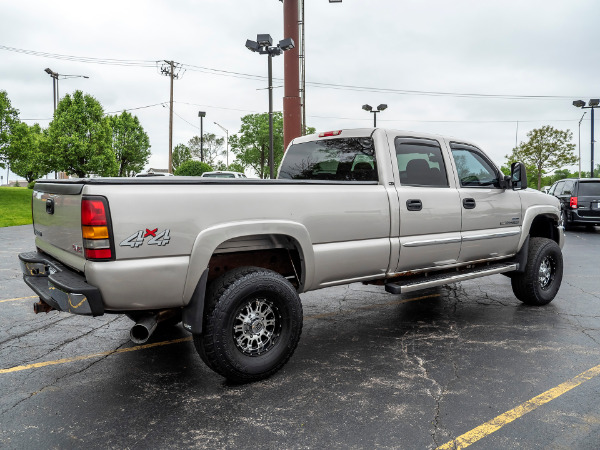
{"left": 548, "top": 178, "right": 600, "bottom": 229}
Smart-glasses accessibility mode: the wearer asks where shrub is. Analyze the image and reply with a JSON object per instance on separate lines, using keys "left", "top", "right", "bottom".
{"left": 174, "top": 160, "right": 212, "bottom": 176}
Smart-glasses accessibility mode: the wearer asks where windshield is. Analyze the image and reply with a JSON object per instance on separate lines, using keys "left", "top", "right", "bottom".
{"left": 278, "top": 137, "right": 377, "bottom": 181}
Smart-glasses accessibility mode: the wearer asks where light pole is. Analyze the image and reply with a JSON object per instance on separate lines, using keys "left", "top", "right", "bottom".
{"left": 214, "top": 122, "right": 229, "bottom": 167}
{"left": 362, "top": 104, "right": 388, "bottom": 127}
{"left": 44, "top": 68, "right": 88, "bottom": 179}
{"left": 246, "top": 34, "right": 295, "bottom": 179}
{"left": 573, "top": 99, "right": 599, "bottom": 177}
{"left": 44, "top": 68, "right": 89, "bottom": 113}
{"left": 198, "top": 111, "right": 206, "bottom": 162}
{"left": 578, "top": 112, "right": 586, "bottom": 178}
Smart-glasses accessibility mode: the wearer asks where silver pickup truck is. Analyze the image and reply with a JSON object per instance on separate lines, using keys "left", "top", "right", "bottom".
{"left": 19, "top": 128, "right": 564, "bottom": 382}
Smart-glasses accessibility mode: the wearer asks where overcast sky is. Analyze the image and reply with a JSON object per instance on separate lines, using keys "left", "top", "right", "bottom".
{"left": 2, "top": 0, "right": 599, "bottom": 180}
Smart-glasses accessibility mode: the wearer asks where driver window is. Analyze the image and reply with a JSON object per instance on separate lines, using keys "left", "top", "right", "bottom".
{"left": 450, "top": 144, "right": 500, "bottom": 188}
{"left": 395, "top": 138, "right": 448, "bottom": 187}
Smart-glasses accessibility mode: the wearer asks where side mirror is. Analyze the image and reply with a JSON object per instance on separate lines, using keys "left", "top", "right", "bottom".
{"left": 511, "top": 162, "right": 527, "bottom": 190}
{"left": 499, "top": 174, "right": 512, "bottom": 189}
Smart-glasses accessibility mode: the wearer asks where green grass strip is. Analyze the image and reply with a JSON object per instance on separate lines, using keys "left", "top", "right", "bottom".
{"left": 0, "top": 187, "right": 33, "bottom": 227}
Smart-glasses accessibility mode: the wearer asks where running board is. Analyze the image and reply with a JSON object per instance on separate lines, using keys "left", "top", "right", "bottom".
{"left": 385, "top": 263, "right": 518, "bottom": 294}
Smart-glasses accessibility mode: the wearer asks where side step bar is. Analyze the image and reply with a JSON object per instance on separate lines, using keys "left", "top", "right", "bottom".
{"left": 385, "top": 263, "right": 518, "bottom": 294}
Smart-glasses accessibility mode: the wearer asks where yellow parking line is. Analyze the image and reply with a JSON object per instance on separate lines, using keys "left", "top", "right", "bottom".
{"left": 0, "top": 337, "right": 193, "bottom": 374}
{"left": 0, "top": 295, "right": 37, "bottom": 303}
{"left": 0, "top": 292, "right": 438, "bottom": 375}
{"left": 437, "top": 363, "right": 600, "bottom": 449}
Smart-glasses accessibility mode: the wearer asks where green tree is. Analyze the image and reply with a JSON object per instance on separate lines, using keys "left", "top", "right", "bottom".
{"left": 505, "top": 125, "right": 578, "bottom": 190}
{"left": 108, "top": 111, "right": 151, "bottom": 177}
{"left": 174, "top": 160, "right": 212, "bottom": 176}
{"left": 47, "top": 90, "right": 117, "bottom": 178}
{"left": 7, "top": 123, "right": 50, "bottom": 184}
{"left": 0, "top": 91, "right": 20, "bottom": 169}
{"left": 188, "top": 133, "right": 224, "bottom": 167}
{"left": 214, "top": 160, "right": 247, "bottom": 174}
{"left": 229, "top": 113, "right": 284, "bottom": 179}
{"left": 173, "top": 143, "right": 192, "bottom": 171}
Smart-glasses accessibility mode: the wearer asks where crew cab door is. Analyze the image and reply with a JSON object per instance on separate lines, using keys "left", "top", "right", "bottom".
{"left": 448, "top": 142, "right": 521, "bottom": 262}
{"left": 390, "top": 136, "right": 462, "bottom": 272}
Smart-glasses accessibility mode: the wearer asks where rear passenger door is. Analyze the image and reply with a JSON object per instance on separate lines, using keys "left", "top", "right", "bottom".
{"left": 392, "top": 136, "right": 462, "bottom": 272}
{"left": 449, "top": 142, "right": 521, "bottom": 262}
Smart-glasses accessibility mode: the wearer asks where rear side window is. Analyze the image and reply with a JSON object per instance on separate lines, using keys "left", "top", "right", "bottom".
{"left": 553, "top": 181, "right": 565, "bottom": 195}
{"left": 450, "top": 143, "right": 500, "bottom": 188}
{"left": 278, "top": 137, "right": 377, "bottom": 181}
{"left": 578, "top": 182, "right": 600, "bottom": 196}
{"left": 395, "top": 138, "right": 448, "bottom": 187}
{"left": 562, "top": 180, "right": 576, "bottom": 196}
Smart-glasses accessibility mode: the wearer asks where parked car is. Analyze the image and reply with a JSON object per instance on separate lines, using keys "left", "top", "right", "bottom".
{"left": 200, "top": 171, "right": 247, "bottom": 179}
{"left": 548, "top": 178, "right": 600, "bottom": 229}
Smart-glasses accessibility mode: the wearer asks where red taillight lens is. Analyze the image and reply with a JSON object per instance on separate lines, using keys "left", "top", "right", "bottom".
{"left": 82, "top": 199, "right": 107, "bottom": 226}
{"left": 569, "top": 196, "right": 578, "bottom": 209}
{"left": 81, "top": 197, "right": 113, "bottom": 260}
{"left": 84, "top": 248, "right": 112, "bottom": 259}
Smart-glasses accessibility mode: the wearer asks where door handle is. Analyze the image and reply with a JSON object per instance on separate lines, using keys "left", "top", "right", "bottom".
{"left": 463, "top": 198, "right": 476, "bottom": 209}
{"left": 406, "top": 199, "right": 422, "bottom": 211}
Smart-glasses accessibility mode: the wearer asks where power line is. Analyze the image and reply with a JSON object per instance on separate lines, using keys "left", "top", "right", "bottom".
{"left": 2, "top": 44, "right": 585, "bottom": 101}
{"left": 0, "top": 45, "right": 156, "bottom": 67}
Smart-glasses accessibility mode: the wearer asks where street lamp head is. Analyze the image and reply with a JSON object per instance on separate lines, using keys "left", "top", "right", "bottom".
{"left": 198, "top": 111, "right": 206, "bottom": 118}
{"left": 377, "top": 104, "right": 388, "bottom": 111}
{"left": 44, "top": 68, "right": 53, "bottom": 75}
{"left": 279, "top": 37, "right": 295, "bottom": 51}
{"left": 362, "top": 104, "right": 373, "bottom": 112}
{"left": 245, "top": 39, "right": 259, "bottom": 52}
{"left": 589, "top": 99, "right": 600, "bottom": 107}
{"left": 573, "top": 100, "right": 586, "bottom": 108}
{"left": 257, "top": 34, "right": 273, "bottom": 46}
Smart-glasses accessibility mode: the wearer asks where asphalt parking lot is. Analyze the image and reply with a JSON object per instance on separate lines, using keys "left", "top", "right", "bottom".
{"left": 1, "top": 224, "right": 599, "bottom": 449}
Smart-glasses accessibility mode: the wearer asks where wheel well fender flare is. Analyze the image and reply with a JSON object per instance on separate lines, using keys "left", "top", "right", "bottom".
{"left": 182, "top": 220, "right": 314, "bottom": 305}
{"left": 517, "top": 205, "right": 560, "bottom": 249}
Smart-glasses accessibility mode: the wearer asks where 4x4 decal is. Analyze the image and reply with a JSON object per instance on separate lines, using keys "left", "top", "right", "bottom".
{"left": 120, "top": 228, "right": 171, "bottom": 248}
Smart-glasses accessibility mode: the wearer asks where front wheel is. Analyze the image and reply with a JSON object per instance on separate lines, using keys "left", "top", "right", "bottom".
{"left": 194, "top": 267, "right": 303, "bottom": 383}
{"left": 511, "top": 237, "right": 563, "bottom": 306}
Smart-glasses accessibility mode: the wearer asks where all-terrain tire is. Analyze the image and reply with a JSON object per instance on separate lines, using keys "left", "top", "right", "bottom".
{"left": 193, "top": 266, "right": 303, "bottom": 383}
{"left": 511, "top": 237, "right": 563, "bottom": 306}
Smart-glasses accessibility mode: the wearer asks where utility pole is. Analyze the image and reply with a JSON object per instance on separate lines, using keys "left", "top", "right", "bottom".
{"left": 282, "top": 0, "right": 301, "bottom": 152}
{"left": 160, "top": 61, "right": 183, "bottom": 173}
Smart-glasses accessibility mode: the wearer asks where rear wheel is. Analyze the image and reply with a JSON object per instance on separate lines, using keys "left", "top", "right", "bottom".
{"left": 561, "top": 210, "right": 572, "bottom": 230}
{"left": 511, "top": 237, "right": 563, "bottom": 306}
{"left": 194, "top": 267, "right": 303, "bottom": 383}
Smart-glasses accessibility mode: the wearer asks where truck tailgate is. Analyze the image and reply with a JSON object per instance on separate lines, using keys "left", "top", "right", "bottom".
{"left": 32, "top": 182, "right": 85, "bottom": 269}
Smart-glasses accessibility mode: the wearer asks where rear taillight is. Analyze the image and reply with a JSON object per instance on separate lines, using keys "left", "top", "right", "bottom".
{"left": 569, "top": 196, "right": 578, "bottom": 209}
{"left": 81, "top": 196, "right": 114, "bottom": 260}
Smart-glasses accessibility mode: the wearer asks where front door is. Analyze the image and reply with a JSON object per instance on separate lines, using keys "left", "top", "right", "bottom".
{"left": 449, "top": 142, "right": 522, "bottom": 262}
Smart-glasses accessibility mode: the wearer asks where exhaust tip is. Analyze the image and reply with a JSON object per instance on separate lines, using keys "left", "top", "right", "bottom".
{"left": 130, "top": 324, "right": 150, "bottom": 344}
{"left": 130, "top": 314, "right": 158, "bottom": 344}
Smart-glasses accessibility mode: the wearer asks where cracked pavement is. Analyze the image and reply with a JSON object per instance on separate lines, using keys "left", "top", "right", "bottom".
{"left": 1, "top": 224, "right": 600, "bottom": 448}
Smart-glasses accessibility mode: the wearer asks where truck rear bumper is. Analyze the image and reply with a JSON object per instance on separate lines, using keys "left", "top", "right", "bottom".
{"left": 19, "top": 251, "right": 104, "bottom": 316}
